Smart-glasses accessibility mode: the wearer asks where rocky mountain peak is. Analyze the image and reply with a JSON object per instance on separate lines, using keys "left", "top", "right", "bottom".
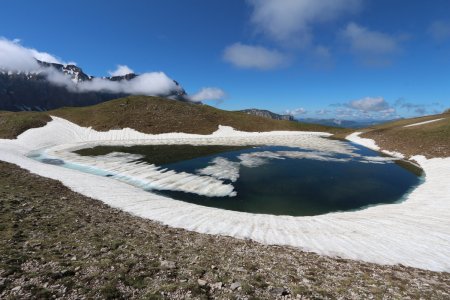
{"left": 0, "top": 60, "right": 188, "bottom": 111}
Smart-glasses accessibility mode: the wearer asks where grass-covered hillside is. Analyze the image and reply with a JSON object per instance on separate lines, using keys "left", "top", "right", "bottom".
{"left": 361, "top": 111, "right": 450, "bottom": 158}
{"left": 0, "top": 96, "right": 341, "bottom": 139}
{"left": 50, "top": 96, "right": 340, "bottom": 135}
{"left": 0, "top": 111, "right": 51, "bottom": 139}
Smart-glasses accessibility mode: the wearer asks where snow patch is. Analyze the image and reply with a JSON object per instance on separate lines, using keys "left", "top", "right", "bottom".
{"left": 197, "top": 157, "right": 240, "bottom": 182}
{"left": 404, "top": 118, "right": 445, "bottom": 128}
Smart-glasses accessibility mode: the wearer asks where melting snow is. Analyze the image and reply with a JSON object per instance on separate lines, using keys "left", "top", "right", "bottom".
{"left": 404, "top": 118, "right": 446, "bottom": 128}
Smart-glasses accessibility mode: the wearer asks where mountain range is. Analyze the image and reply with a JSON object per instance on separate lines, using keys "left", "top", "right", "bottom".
{"left": 0, "top": 60, "right": 187, "bottom": 111}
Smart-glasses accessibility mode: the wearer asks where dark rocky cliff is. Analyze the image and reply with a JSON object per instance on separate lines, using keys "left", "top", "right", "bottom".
{"left": 239, "top": 109, "right": 294, "bottom": 121}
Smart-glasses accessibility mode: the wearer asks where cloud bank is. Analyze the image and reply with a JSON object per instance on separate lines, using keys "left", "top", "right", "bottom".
{"left": 45, "top": 69, "right": 182, "bottom": 96}
{"left": 0, "top": 38, "right": 225, "bottom": 102}
{"left": 223, "top": 43, "right": 287, "bottom": 70}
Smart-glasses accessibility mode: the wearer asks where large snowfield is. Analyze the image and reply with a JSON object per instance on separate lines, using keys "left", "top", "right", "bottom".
{"left": 0, "top": 117, "right": 449, "bottom": 272}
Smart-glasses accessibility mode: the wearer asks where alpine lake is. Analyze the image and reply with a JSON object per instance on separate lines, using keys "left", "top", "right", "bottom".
{"left": 69, "top": 142, "right": 423, "bottom": 217}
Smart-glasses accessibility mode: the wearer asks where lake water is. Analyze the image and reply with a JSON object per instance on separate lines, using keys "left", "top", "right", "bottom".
{"left": 72, "top": 143, "right": 423, "bottom": 216}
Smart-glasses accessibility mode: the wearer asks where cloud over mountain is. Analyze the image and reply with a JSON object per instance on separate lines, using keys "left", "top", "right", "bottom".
{"left": 108, "top": 65, "right": 135, "bottom": 77}
{"left": 0, "top": 37, "right": 225, "bottom": 102}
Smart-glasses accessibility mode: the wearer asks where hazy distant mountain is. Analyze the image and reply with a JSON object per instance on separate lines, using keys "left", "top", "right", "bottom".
{"left": 0, "top": 60, "right": 187, "bottom": 111}
{"left": 297, "top": 118, "right": 399, "bottom": 129}
{"left": 239, "top": 109, "right": 294, "bottom": 121}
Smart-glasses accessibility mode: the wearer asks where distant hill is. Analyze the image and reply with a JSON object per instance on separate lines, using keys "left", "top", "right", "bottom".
{"left": 239, "top": 109, "right": 294, "bottom": 121}
{"left": 0, "top": 96, "right": 342, "bottom": 139}
{"left": 0, "top": 60, "right": 187, "bottom": 112}
{"left": 297, "top": 118, "right": 399, "bottom": 129}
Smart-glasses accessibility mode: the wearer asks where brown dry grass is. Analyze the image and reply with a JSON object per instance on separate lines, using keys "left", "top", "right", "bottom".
{"left": 50, "top": 96, "right": 341, "bottom": 135}
{"left": 362, "top": 112, "right": 450, "bottom": 158}
{"left": 0, "top": 111, "right": 51, "bottom": 139}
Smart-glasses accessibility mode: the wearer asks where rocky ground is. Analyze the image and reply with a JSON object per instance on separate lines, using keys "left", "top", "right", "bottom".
{"left": 1, "top": 161, "right": 449, "bottom": 299}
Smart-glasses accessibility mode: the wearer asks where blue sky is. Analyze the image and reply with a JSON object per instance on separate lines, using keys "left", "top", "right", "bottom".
{"left": 1, "top": 0, "right": 449, "bottom": 119}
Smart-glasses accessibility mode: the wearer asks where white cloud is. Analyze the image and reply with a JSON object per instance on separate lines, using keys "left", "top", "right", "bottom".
{"left": 341, "top": 23, "right": 400, "bottom": 65}
{"left": 223, "top": 43, "right": 287, "bottom": 70}
{"left": 285, "top": 107, "right": 307, "bottom": 116}
{"left": 189, "top": 87, "right": 226, "bottom": 102}
{"left": 347, "top": 97, "right": 390, "bottom": 112}
{"left": 29, "top": 48, "right": 64, "bottom": 64}
{"left": 0, "top": 37, "right": 67, "bottom": 72}
{"left": 428, "top": 20, "right": 450, "bottom": 42}
{"left": 247, "top": 0, "right": 362, "bottom": 46}
{"left": 0, "top": 38, "right": 41, "bottom": 71}
{"left": 108, "top": 65, "right": 135, "bottom": 76}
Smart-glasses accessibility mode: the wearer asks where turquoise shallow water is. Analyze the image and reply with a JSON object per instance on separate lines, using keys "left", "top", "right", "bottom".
{"left": 74, "top": 143, "right": 423, "bottom": 216}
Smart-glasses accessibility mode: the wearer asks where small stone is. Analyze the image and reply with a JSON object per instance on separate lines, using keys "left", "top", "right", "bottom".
{"left": 161, "top": 260, "right": 176, "bottom": 269}
{"left": 197, "top": 279, "right": 207, "bottom": 286}
{"left": 61, "top": 269, "right": 75, "bottom": 277}
{"left": 271, "top": 287, "right": 289, "bottom": 296}
{"left": 11, "top": 286, "right": 21, "bottom": 292}
{"left": 71, "top": 256, "right": 77, "bottom": 261}
{"left": 74, "top": 266, "right": 81, "bottom": 272}
{"left": 211, "top": 265, "right": 217, "bottom": 270}
{"left": 230, "top": 282, "right": 241, "bottom": 291}
{"left": 100, "top": 247, "right": 108, "bottom": 253}
{"left": 211, "top": 282, "right": 223, "bottom": 290}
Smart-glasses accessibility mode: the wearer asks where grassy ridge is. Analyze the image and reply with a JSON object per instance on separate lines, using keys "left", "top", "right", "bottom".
{"left": 50, "top": 96, "right": 340, "bottom": 135}
{"left": 361, "top": 112, "right": 450, "bottom": 158}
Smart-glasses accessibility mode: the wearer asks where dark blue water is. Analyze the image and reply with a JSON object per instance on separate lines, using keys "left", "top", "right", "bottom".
{"left": 75, "top": 143, "right": 423, "bottom": 216}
